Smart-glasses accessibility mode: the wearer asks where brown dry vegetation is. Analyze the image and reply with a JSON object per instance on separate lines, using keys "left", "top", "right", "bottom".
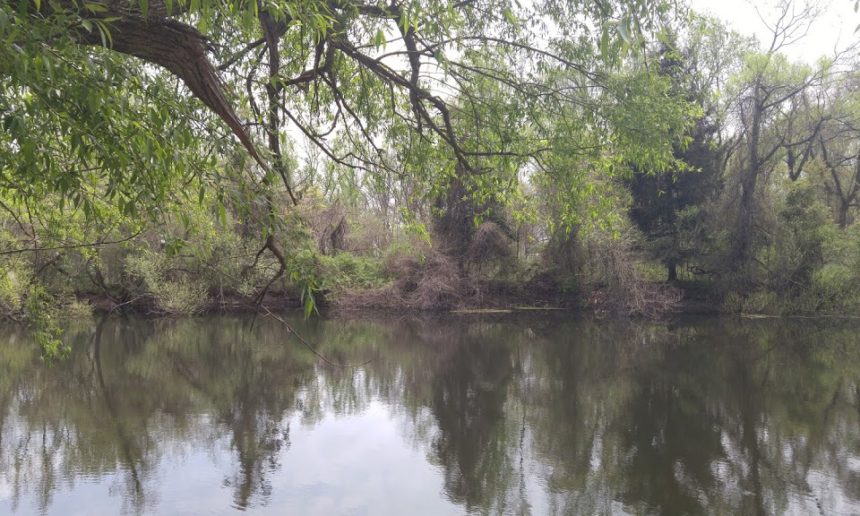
{"left": 580, "top": 229, "right": 683, "bottom": 318}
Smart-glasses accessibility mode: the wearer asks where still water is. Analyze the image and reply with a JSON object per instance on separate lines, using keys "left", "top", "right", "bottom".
{"left": 1, "top": 314, "right": 859, "bottom": 515}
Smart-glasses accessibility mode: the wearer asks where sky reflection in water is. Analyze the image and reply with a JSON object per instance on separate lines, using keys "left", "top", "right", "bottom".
{"left": 1, "top": 314, "right": 859, "bottom": 515}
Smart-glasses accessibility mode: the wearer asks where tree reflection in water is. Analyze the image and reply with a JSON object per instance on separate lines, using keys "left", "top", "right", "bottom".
{"left": 1, "top": 315, "right": 859, "bottom": 515}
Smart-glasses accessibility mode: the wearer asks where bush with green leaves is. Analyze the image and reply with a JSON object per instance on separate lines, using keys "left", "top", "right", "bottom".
{"left": 319, "top": 253, "right": 385, "bottom": 293}
{"left": 124, "top": 250, "right": 209, "bottom": 314}
{"left": 24, "top": 285, "right": 67, "bottom": 360}
{"left": 0, "top": 264, "right": 27, "bottom": 316}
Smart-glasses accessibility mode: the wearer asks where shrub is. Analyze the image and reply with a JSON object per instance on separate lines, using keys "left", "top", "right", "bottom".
{"left": 720, "top": 290, "right": 781, "bottom": 315}
{"left": 319, "top": 253, "right": 384, "bottom": 292}
{"left": 24, "top": 285, "right": 67, "bottom": 360}
{"left": 581, "top": 226, "right": 682, "bottom": 317}
{"left": 125, "top": 251, "right": 208, "bottom": 314}
{"left": 0, "top": 266, "right": 26, "bottom": 315}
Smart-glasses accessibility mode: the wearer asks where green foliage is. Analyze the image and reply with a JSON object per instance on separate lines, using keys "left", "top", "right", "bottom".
{"left": 766, "top": 185, "right": 831, "bottom": 291}
{"left": 797, "top": 224, "right": 860, "bottom": 313}
{"left": 125, "top": 250, "right": 208, "bottom": 314}
{"left": 24, "top": 285, "right": 67, "bottom": 360}
{"left": 319, "top": 253, "right": 385, "bottom": 292}
{"left": 0, "top": 5, "right": 214, "bottom": 221}
{"left": 2, "top": 0, "right": 860, "bottom": 337}
{"left": 0, "top": 263, "right": 27, "bottom": 314}
{"left": 285, "top": 249, "right": 321, "bottom": 318}
{"left": 721, "top": 183, "right": 860, "bottom": 315}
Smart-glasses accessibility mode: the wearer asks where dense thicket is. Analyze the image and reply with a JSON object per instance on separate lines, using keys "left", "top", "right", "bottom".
{"left": 1, "top": 0, "right": 860, "bottom": 354}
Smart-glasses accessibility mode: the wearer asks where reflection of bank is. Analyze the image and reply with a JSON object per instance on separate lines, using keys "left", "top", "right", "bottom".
{"left": 93, "top": 317, "right": 148, "bottom": 511}
{"left": 0, "top": 316, "right": 858, "bottom": 515}
{"left": 429, "top": 325, "right": 516, "bottom": 512}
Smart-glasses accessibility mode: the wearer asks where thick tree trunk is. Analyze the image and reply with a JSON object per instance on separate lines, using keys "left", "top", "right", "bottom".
{"left": 66, "top": 1, "right": 267, "bottom": 170}
{"left": 666, "top": 260, "right": 677, "bottom": 282}
{"left": 433, "top": 173, "right": 475, "bottom": 271}
{"left": 258, "top": 6, "right": 297, "bottom": 205}
{"left": 733, "top": 83, "right": 763, "bottom": 281}
{"left": 838, "top": 201, "right": 850, "bottom": 229}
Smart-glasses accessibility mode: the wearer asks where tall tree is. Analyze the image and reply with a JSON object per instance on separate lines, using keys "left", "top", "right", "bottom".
{"left": 2, "top": 0, "right": 689, "bottom": 274}
{"left": 818, "top": 120, "right": 860, "bottom": 228}
{"left": 727, "top": 1, "right": 824, "bottom": 282}
{"left": 816, "top": 69, "right": 860, "bottom": 227}
{"left": 629, "top": 17, "right": 742, "bottom": 281}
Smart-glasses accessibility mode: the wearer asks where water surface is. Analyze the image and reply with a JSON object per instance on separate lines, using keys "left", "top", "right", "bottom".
{"left": 1, "top": 314, "right": 859, "bottom": 515}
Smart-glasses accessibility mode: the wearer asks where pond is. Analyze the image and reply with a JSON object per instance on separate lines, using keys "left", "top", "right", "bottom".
{"left": 1, "top": 314, "right": 859, "bottom": 515}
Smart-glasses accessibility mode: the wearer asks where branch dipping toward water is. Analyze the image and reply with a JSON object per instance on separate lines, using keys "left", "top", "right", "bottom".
{"left": 261, "top": 305, "right": 373, "bottom": 368}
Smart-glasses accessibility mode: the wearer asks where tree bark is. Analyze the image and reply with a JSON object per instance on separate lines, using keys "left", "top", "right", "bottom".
{"left": 66, "top": 1, "right": 268, "bottom": 170}
{"left": 839, "top": 201, "right": 850, "bottom": 229}
{"left": 666, "top": 260, "right": 677, "bottom": 282}
{"left": 733, "top": 81, "right": 763, "bottom": 280}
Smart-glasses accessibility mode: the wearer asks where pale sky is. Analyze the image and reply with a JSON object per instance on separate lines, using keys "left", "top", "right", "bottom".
{"left": 688, "top": 0, "right": 857, "bottom": 63}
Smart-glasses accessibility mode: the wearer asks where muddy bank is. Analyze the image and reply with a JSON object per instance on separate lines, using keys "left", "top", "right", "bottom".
{"left": 74, "top": 277, "right": 708, "bottom": 318}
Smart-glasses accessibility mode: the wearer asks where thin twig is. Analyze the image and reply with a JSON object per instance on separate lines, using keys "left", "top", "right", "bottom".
{"left": 0, "top": 229, "right": 143, "bottom": 256}
{"left": 261, "top": 305, "right": 373, "bottom": 368}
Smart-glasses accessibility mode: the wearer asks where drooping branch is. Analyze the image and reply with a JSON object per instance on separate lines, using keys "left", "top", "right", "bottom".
{"left": 0, "top": 228, "right": 143, "bottom": 256}
{"left": 67, "top": 1, "right": 270, "bottom": 172}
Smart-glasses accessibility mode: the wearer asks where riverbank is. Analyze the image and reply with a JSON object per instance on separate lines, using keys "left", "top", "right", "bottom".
{"left": 27, "top": 279, "right": 716, "bottom": 319}
{"left": 8, "top": 272, "right": 860, "bottom": 329}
